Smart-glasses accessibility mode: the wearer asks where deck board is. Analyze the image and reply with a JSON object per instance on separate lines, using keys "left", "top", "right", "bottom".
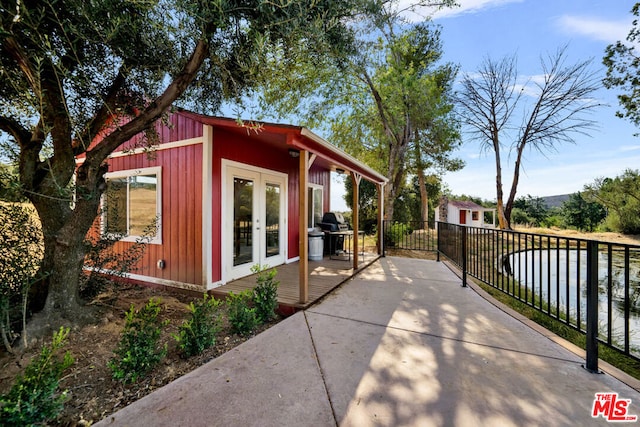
{"left": 210, "top": 253, "right": 379, "bottom": 310}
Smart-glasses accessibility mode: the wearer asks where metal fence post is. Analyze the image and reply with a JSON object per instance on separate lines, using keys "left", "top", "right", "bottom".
{"left": 585, "top": 240, "right": 599, "bottom": 373}
{"left": 461, "top": 226, "right": 467, "bottom": 288}
{"left": 436, "top": 222, "right": 441, "bottom": 262}
{"left": 382, "top": 220, "right": 386, "bottom": 257}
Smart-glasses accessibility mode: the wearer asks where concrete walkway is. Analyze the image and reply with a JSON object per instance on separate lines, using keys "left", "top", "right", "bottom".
{"left": 95, "top": 257, "right": 640, "bottom": 427}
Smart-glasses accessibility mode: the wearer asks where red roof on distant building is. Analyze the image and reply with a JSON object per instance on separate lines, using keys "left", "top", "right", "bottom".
{"left": 449, "top": 200, "right": 487, "bottom": 210}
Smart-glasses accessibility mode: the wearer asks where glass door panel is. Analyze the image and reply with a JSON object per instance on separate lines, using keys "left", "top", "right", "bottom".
{"left": 264, "top": 183, "right": 280, "bottom": 259}
{"left": 224, "top": 163, "right": 286, "bottom": 282}
{"left": 233, "top": 177, "right": 254, "bottom": 267}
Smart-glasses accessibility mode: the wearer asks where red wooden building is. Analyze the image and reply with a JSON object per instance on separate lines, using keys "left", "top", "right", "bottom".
{"left": 89, "top": 110, "right": 387, "bottom": 303}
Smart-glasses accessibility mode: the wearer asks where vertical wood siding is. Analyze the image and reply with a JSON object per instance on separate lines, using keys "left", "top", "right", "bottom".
{"left": 210, "top": 129, "right": 330, "bottom": 273}
{"left": 211, "top": 128, "right": 296, "bottom": 279}
{"left": 99, "top": 113, "right": 204, "bottom": 287}
{"left": 92, "top": 112, "right": 334, "bottom": 288}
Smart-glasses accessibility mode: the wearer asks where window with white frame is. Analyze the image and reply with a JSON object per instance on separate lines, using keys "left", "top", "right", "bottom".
{"left": 308, "top": 184, "right": 323, "bottom": 229}
{"left": 103, "top": 166, "right": 161, "bottom": 243}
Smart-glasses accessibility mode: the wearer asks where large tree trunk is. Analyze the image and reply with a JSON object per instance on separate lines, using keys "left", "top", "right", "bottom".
{"left": 493, "top": 144, "right": 510, "bottom": 230}
{"left": 43, "top": 236, "right": 86, "bottom": 315}
{"left": 27, "top": 161, "right": 105, "bottom": 321}
{"left": 383, "top": 184, "right": 395, "bottom": 222}
{"left": 504, "top": 141, "right": 526, "bottom": 228}
{"left": 384, "top": 136, "right": 409, "bottom": 221}
{"left": 27, "top": 194, "right": 66, "bottom": 310}
{"left": 417, "top": 170, "right": 429, "bottom": 229}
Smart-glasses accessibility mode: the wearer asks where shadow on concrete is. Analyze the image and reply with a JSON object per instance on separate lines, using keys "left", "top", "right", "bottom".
{"left": 307, "top": 257, "right": 640, "bottom": 427}
{"left": 96, "top": 256, "right": 640, "bottom": 427}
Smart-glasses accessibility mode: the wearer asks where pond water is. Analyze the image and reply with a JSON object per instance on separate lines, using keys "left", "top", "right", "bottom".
{"left": 508, "top": 248, "right": 640, "bottom": 350}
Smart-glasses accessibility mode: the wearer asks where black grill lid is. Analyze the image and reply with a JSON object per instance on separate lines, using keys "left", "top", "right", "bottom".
{"left": 321, "top": 212, "right": 345, "bottom": 224}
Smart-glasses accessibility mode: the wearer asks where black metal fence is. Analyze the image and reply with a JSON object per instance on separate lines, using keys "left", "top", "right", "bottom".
{"left": 436, "top": 222, "right": 640, "bottom": 371}
{"left": 381, "top": 220, "right": 437, "bottom": 255}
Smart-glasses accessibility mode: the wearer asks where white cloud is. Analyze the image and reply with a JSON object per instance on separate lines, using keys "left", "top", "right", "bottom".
{"left": 556, "top": 15, "right": 632, "bottom": 43}
{"left": 433, "top": 0, "right": 523, "bottom": 19}
{"left": 398, "top": 0, "right": 523, "bottom": 22}
{"left": 619, "top": 144, "right": 640, "bottom": 152}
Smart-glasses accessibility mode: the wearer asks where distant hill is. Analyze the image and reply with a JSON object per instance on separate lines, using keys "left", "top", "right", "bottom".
{"left": 541, "top": 194, "right": 571, "bottom": 209}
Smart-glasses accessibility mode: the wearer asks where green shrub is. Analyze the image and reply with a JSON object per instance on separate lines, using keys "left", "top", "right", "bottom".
{"left": 0, "top": 327, "right": 74, "bottom": 426}
{"left": 384, "top": 222, "right": 412, "bottom": 247}
{"left": 251, "top": 265, "right": 279, "bottom": 323}
{"left": 226, "top": 290, "right": 258, "bottom": 336}
{"left": 0, "top": 202, "right": 45, "bottom": 352}
{"left": 81, "top": 218, "right": 156, "bottom": 299}
{"left": 174, "top": 294, "right": 222, "bottom": 358}
{"left": 108, "top": 298, "right": 168, "bottom": 383}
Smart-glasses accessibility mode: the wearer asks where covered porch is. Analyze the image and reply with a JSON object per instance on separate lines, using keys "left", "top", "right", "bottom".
{"left": 210, "top": 252, "right": 380, "bottom": 311}
{"left": 196, "top": 114, "right": 389, "bottom": 301}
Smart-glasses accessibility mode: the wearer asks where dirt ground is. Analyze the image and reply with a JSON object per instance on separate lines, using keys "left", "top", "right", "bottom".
{"left": 517, "top": 226, "right": 640, "bottom": 245}
{"left": 0, "top": 284, "right": 282, "bottom": 426}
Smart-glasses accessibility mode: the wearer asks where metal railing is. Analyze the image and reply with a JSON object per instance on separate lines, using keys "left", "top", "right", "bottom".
{"left": 436, "top": 222, "right": 640, "bottom": 371}
{"left": 381, "top": 220, "right": 437, "bottom": 255}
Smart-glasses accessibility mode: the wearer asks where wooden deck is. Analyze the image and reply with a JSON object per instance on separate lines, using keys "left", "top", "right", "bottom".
{"left": 210, "top": 252, "right": 380, "bottom": 311}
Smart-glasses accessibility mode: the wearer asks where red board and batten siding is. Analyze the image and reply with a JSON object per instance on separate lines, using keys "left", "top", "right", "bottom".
{"left": 209, "top": 127, "right": 330, "bottom": 282}
{"left": 99, "top": 111, "right": 330, "bottom": 290}
{"left": 105, "top": 115, "right": 204, "bottom": 289}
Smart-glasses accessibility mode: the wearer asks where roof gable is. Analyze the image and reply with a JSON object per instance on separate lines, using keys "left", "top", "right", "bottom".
{"left": 179, "top": 110, "right": 388, "bottom": 185}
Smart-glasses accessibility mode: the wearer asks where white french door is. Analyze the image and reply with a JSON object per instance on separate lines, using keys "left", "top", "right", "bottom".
{"left": 223, "top": 162, "right": 287, "bottom": 281}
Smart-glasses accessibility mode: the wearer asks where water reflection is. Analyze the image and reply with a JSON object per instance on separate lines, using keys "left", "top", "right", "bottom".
{"left": 508, "top": 248, "right": 640, "bottom": 350}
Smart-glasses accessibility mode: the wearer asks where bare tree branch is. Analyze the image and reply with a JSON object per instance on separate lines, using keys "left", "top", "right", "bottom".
{"left": 457, "top": 47, "right": 601, "bottom": 229}
{"left": 0, "top": 116, "right": 31, "bottom": 148}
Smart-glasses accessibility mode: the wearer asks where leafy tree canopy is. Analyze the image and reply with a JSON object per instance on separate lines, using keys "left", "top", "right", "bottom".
{"left": 513, "top": 195, "right": 548, "bottom": 227}
{"left": 583, "top": 169, "right": 640, "bottom": 234}
{"left": 0, "top": 0, "right": 370, "bottom": 324}
{"left": 252, "top": 1, "right": 462, "bottom": 221}
{"left": 561, "top": 192, "right": 606, "bottom": 232}
{"left": 603, "top": 2, "right": 640, "bottom": 128}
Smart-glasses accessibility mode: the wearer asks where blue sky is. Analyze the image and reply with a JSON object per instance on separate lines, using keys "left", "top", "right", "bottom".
{"left": 425, "top": 0, "right": 639, "bottom": 201}
{"left": 331, "top": 0, "right": 639, "bottom": 210}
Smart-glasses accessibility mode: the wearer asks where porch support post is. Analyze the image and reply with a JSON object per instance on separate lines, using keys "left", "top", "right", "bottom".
{"left": 202, "top": 124, "right": 214, "bottom": 288}
{"left": 351, "top": 172, "right": 361, "bottom": 269}
{"left": 377, "top": 183, "right": 384, "bottom": 256}
{"left": 298, "top": 149, "right": 309, "bottom": 303}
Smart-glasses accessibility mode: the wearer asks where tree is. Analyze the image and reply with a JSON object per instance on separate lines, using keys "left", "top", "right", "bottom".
{"left": 355, "top": 21, "right": 462, "bottom": 222}
{"left": 456, "top": 47, "right": 602, "bottom": 229}
{"left": 512, "top": 195, "right": 548, "bottom": 227}
{"left": 561, "top": 192, "right": 606, "bottom": 232}
{"left": 0, "top": 0, "right": 365, "bottom": 326}
{"left": 413, "top": 173, "right": 442, "bottom": 227}
{"left": 0, "top": 163, "right": 23, "bottom": 202}
{"left": 603, "top": 3, "right": 640, "bottom": 128}
{"left": 583, "top": 169, "right": 640, "bottom": 234}
{"left": 255, "top": 1, "right": 461, "bottom": 222}
{"left": 344, "top": 178, "right": 379, "bottom": 233}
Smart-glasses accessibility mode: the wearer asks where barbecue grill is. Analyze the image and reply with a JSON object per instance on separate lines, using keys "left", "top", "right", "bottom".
{"left": 318, "top": 212, "right": 349, "bottom": 255}
{"left": 318, "top": 212, "right": 349, "bottom": 232}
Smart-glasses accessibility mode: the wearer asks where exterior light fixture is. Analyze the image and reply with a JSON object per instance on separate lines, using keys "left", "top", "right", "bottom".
{"left": 335, "top": 168, "right": 345, "bottom": 174}
{"left": 288, "top": 148, "right": 300, "bottom": 158}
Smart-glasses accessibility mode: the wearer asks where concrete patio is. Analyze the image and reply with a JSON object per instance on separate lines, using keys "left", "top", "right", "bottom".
{"left": 96, "top": 256, "right": 640, "bottom": 426}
